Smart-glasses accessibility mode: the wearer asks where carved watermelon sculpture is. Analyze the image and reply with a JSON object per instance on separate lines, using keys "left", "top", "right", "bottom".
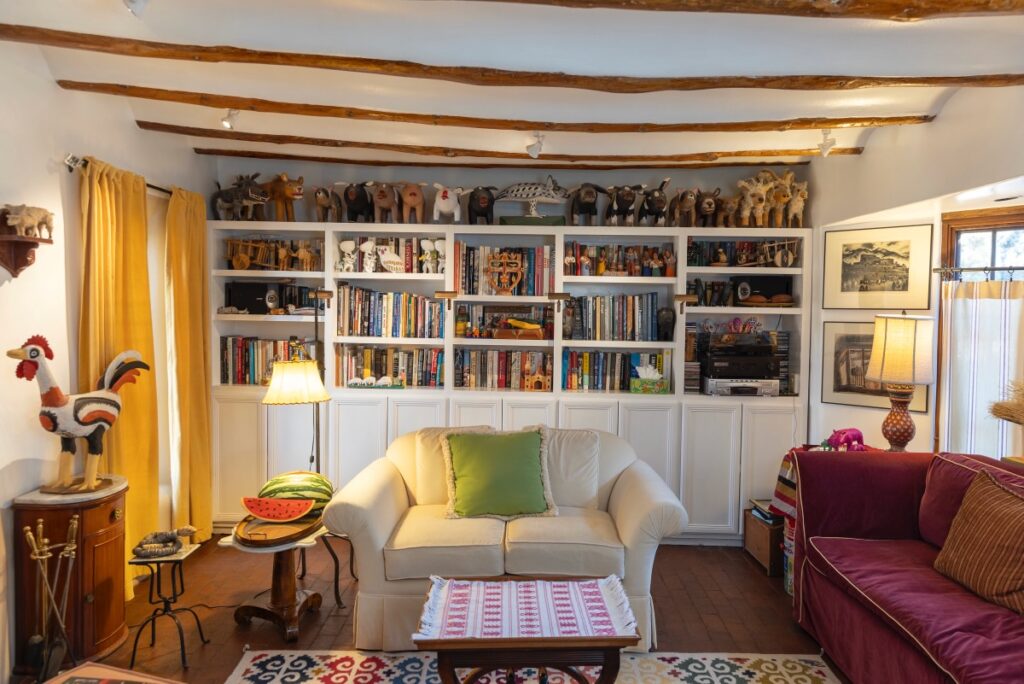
{"left": 241, "top": 496, "right": 315, "bottom": 522}
{"left": 258, "top": 470, "right": 334, "bottom": 513}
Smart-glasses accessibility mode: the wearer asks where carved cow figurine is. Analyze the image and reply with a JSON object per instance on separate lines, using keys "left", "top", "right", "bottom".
{"left": 338, "top": 182, "right": 374, "bottom": 223}
{"left": 668, "top": 188, "right": 697, "bottom": 227}
{"left": 432, "top": 183, "right": 464, "bottom": 223}
{"left": 312, "top": 187, "right": 342, "bottom": 222}
{"left": 3, "top": 204, "right": 54, "bottom": 239}
{"left": 210, "top": 173, "right": 267, "bottom": 221}
{"left": 767, "top": 180, "right": 793, "bottom": 229}
{"left": 787, "top": 181, "right": 809, "bottom": 228}
{"left": 569, "top": 183, "right": 609, "bottom": 226}
{"left": 737, "top": 178, "right": 770, "bottom": 228}
{"left": 695, "top": 188, "right": 721, "bottom": 228}
{"left": 467, "top": 186, "right": 498, "bottom": 225}
{"left": 637, "top": 178, "right": 672, "bottom": 227}
{"left": 604, "top": 185, "right": 644, "bottom": 227}
{"left": 398, "top": 182, "right": 428, "bottom": 224}
{"left": 369, "top": 182, "right": 400, "bottom": 223}
{"left": 716, "top": 195, "right": 741, "bottom": 228}
{"left": 255, "top": 174, "right": 304, "bottom": 221}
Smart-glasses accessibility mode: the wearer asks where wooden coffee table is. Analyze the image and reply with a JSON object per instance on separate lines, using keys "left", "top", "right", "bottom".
{"left": 413, "top": 576, "right": 639, "bottom": 684}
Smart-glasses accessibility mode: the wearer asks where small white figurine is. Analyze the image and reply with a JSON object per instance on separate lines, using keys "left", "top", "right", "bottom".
{"left": 432, "top": 184, "right": 463, "bottom": 223}
{"left": 435, "top": 239, "right": 447, "bottom": 274}
{"left": 359, "top": 238, "right": 377, "bottom": 273}
{"left": 337, "top": 240, "right": 356, "bottom": 272}
{"left": 4, "top": 204, "right": 54, "bottom": 239}
{"left": 420, "top": 239, "right": 438, "bottom": 274}
{"left": 376, "top": 245, "right": 405, "bottom": 273}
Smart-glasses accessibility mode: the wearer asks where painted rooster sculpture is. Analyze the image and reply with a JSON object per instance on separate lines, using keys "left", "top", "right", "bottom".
{"left": 7, "top": 335, "right": 150, "bottom": 492}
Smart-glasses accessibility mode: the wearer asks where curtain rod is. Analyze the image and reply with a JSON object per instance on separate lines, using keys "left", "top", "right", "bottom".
{"left": 63, "top": 154, "right": 173, "bottom": 196}
{"left": 933, "top": 266, "right": 1023, "bottom": 273}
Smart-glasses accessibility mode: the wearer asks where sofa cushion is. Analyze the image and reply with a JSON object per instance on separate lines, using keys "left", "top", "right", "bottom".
{"left": 383, "top": 504, "right": 505, "bottom": 580}
{"left": 505, "top": 507, "right": 624, "bottom": 577}
{"left": 807, "top": 536, "right": 1024, "bottom": 684}
{"left": 415, "top": 426, "right": 493, "bottom": 505}
{"left": 919, "top": 452, "right": 1024, "bottom": 547}
{"left": 544, "top": 427, "right": 600, "bottom": 509}
{"left": 935, "top": 471, "right": 1024, "bottom": 615}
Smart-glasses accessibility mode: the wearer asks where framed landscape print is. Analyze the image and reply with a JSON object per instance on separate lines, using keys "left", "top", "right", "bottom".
{"left": 821, "top": 321, "right": 928, "bottom": 412}
{"left": 823, "top": 224, "right": 933, "bottom": 309}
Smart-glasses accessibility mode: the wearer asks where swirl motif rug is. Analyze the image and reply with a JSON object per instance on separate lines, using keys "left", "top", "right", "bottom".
{"left": 226, "top": 650, "right": 840, "bottom": 683}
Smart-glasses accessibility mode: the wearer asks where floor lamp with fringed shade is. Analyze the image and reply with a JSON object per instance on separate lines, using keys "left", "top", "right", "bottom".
{"left": 865, "top": 313, "right": 935, "bottom": 451}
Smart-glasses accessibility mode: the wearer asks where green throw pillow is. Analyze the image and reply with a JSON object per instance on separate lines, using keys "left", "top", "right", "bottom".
{"left": 443, "top": 429, "right": 556, "bottom": 519}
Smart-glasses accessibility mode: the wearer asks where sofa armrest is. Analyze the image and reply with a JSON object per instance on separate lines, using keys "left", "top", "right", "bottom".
{"left": 608, "top": 460, "right": 687, "bottom": 595}
{"left": 322, "top": 458, "right": 409, "bottom": 587}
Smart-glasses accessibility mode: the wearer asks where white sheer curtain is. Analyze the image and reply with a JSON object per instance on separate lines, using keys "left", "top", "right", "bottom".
{"left": 940, "top": 280, "right": 1024, "bottom": 457}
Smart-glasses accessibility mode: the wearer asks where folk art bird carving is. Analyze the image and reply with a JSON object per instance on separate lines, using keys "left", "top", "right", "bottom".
{"left": 7, "top": 335, "right": 150, "bottom": 492}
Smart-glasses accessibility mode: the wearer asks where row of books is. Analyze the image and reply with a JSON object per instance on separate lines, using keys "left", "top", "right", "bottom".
{"left": 342, "top": 236, "right": 432, "bottom": 273}
{"left": 453, "top": 349, "right": 553, "bottom": 391}
{"left": 566, "top": 293, "right": 664, "bottom": 342}
{"left": 562, "top": 350, "right": 672, "bottom": 392}
{"left": 219, "top": 336, "right": 317, "bottom": 386}
{"left": 453, "top": 242, "right": 553, "bottom": 296}
{"left": 336, "top": 345, "right": 443, "bottom": 388}
{"left": 336, "top": 285, "right": 444, "bottom": 339}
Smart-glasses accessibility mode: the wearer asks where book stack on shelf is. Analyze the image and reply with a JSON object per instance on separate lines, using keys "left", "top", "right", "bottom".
{"left": 567, "top": 293, "right": 664, "bottom": 342}
{"left": 220, "top": 336, "right": 317, "bottom": 386}
{"left": 453, "top": 242, "right": 553, "bottom": 295}
{"left": 562, "top": 350, "right": 671, "bottom": 393}
{"left": 453, "top": 349, "right": 553, "bottom": 391}
{"left": 683, "top": 321, "right": 700, "bottom": 394}
{"left": 337, "top": 285, "right": 444, "bottom": 339}
{"left": 344, "top": 236, "right": 429, "bottom": 273}
{"left": 749, "top": 498, "right": 784, "bottom": 525}
{"left": 563, "top": 241, "right": 676, "bottom": 278}
{"left": 336, "top": 346, "right": 443, "bottom": 388}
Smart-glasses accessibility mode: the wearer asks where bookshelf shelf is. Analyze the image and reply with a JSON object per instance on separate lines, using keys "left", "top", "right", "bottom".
{"left": 686, "top": 267, "right": 802, "bottom": 276}
{"left": 215, "top": 314, "right": 320, "bottom": 323}
{"left": 334, "top": 336, "right": 444, "bottom": 346}
{"left": 209, "top": 220, "right": 325, "bottom": 233}
{"left": 453, "top": 338, "right": 554, "bottom": 348}
{"left": 332, "top": 224, "right": 451, "bottom": 235}
{"left": 456, "top": 295, "right": 551, "bottom": 304}
{"left": 562, "top": 339, "right": 672, "bottom": 350}
{"left": 685, "top": 306, "right": 802, "bottom": 316}
{"left": 212, "top": 269, "right": 326, "bottom": 280}
{"left": 335, "top": 272, "right": 445, "bottom": 282}
{"left": 684, "top": 227, "right": 811, "bottom": 239}
{"left": 563, "top": 276, "right": 676, "bottom": 285}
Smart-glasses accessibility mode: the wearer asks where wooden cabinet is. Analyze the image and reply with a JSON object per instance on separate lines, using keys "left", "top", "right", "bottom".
{"left": 212, "top": 390, "right": 266, "bottom": 525}
{"left": 387, "top": 396, "right": 448, "bottom": 443}
{"left": 13, "top": 482, "right": 128, "bottom": 675}
{"left": 619, "top": 401, "right": 681, "bottom": 498}
{"left": 331, "top": 396, "right": 388, "bottom": 488}
{"left": 741, "top": 402, "right": 803, "bottom": 506}
{"left": 743, "top": 508, "right": 784, "bottom": 576}
{"left": 503, "top": 397, "right": 557, "bottom": 430}
{"left": 681, "top": 401, "right": 742, "bottom": 535}
{"left": 267, "top": 402, "right": 324, "bottom": 477}
{"left": 450, "top": 396, "right": 501, "bottom": 428}
{"left": 559, "top": 399, "right": 618, "bottom": 432}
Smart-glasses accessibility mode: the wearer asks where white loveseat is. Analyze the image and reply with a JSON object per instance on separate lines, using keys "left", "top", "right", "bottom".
{"left": 322, "top": 427, "right": 687, "bottom": 651}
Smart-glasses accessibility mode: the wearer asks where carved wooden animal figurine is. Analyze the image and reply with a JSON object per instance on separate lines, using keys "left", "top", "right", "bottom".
{"left": 737, "top": 179, "right": 769, "bottom": 227}
{"left": 668, "top": 189, "right": 697, "bottom": 227}
{"left": 398, "top": 182, "right": 428, "bottom": 224}
{"left": 337, "top": 240, "right": 356, "bottom": 272}
{"left": 716, "top": 195, "right": 741, "bottom": 227}
{"left": 359, "top": 238, "right": 377, "bottom": 272}
{"left": 695, "top": 188, "right": 721, "bottom": 227}
{"left": 432, "top": 184, "right": 463, "bottom": 223}
{"left": 496, "top": 175, "right": 570, "bottom": 217}
{"left": 467, "top": 186, "right": 498, "bottom": 225}
{"left": 210, "top": 174, "right": 268, "bottom": 221}
{"left": 370, "top": 182, "right": 400, "bottom": 223}
{"left": 293, "top": 241, "right": 317, "bottom": 271}
{"left": 638, "top": 178, "right": 671, "bottom": 227}
{"left": 420, "top": 238, "right": 439, "bottom": 274}
{"left": 338, "top": 182, "right": 374, "bottom": 223}
{"left": 312, "top": 187, "right": 342, "bottom": 222}
{"left": 256, "top": 174, "right": 304, "bottom": 221}
{"left": 133, "top": 526, "right": 197, "bottom": 558}
{"left": 787, "top": 181, "right": 809, "bottom": 228}
{"left": 604, "top": 185, "right": 644, "bottom": 226}
{"left": 376, "top": 245, "right": 405, "bottom": 273}
{"left": 569, "top": 183, "right": 609, "bottom": 226}
{"left": 3, "top": 205, "right": 54, "bottom": 239}
{"left": 767, "top": 180, "right": 793, "bottom": 228}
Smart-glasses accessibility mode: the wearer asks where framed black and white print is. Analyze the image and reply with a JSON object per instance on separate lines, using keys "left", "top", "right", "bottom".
{"left": 822, "top": 224, "right": 933, "bottom": 310}
{"left": 821, "top": 321, "right": 928, "bottom": 412}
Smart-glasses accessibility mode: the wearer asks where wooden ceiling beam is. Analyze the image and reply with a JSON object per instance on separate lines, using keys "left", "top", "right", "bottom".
{"left": 193, "top": 147, "right": 816, "bottom": 170}
{"left": 6, "top": 24, "right": 1024, "bottom": 94}
{"left": 68, "top": 81, "right": 931, "bottom": 134}
{"left": 470, "top": 0, "right": 1024, "bottom": 21}
{"left": 141, "top": 120, "right": 861, "bottom": 162}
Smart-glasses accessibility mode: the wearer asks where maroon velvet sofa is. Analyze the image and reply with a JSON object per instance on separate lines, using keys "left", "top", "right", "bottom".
{"left": 793, "top": 450, "right": 1024, "bottom": 684}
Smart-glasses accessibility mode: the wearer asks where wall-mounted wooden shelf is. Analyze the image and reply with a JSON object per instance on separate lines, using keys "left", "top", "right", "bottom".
{"left": 0, "top": 235, "right": 53, "bottom": 278}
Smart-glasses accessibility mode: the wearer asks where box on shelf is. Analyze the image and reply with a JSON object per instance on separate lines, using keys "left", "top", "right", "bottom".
{"left": 629, "top": 378, "right": 670, "bottom": 394}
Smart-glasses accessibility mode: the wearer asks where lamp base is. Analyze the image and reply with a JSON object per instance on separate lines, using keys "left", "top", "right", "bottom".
{"left": 882, "top": 384, "right": 916, "bottom": 452}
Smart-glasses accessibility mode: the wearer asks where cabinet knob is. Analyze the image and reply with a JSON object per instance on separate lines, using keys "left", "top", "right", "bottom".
{"left": 111, "top": 507, "right": 123, "bottom": 522}
{"left": 84, "top": 593, "right": 94, "bottom": 604}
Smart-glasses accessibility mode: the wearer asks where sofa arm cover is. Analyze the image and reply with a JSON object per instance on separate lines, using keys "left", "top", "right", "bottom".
{"left": 608, "top": 460, "right": 687, "bottom": 595}
{"left": 322, "top": 458, "right": 409, "bottom": 589}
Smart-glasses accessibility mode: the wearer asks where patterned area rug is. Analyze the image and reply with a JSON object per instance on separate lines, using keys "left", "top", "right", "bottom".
{"left": 227, "top": 650, "right": 840, "bottom": 683}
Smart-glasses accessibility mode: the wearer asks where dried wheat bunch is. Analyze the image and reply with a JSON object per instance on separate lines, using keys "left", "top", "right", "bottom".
{"left": 990, "top": 381, "right": 1024, "bottom": 426}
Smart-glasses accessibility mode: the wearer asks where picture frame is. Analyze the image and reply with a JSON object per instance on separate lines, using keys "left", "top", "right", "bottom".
{"left": 821, "top": 321, "right": 928, "bottom": 412}
{"left": 822, "top": 224, "right": 933, "bottom": 310}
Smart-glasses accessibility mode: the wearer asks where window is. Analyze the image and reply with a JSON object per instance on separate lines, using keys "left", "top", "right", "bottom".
{"left": 945, "top": 207, "right": 1024, "bottom": 281}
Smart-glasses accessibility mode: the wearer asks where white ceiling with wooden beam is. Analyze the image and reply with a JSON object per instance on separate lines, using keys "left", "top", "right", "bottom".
{"left": 3, "top": 0, "right": 1024, "bottom": 168}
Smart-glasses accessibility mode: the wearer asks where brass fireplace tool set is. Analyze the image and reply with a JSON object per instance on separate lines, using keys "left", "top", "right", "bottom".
{"left": 24, "top": 515, "right": 79, "bottom": 682}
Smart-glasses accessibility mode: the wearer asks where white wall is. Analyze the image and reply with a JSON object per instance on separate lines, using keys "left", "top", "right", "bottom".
{"left": 0, "top": 43, "right": 213, "bottom": 678}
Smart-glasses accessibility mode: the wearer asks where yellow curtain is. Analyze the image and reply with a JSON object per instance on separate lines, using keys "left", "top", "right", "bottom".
{"left": 78, "top": 158, "right": 158, "bottom": 598}
{"left": 165, "top": 188, "right": 213, "bottom": 542}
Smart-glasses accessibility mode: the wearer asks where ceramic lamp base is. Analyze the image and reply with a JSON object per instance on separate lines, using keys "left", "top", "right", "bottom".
{"left": 882, "top": 384, "right": 916, "bottom": 452}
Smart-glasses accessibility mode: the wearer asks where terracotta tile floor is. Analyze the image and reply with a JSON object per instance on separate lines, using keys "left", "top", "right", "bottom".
{"left": 98, "top": 539, "right": 819, "bottom": 683}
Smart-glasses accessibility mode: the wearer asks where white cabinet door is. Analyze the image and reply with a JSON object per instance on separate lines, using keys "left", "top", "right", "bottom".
{"left": 266, "top": 403, "right": 323, "bottom": 477}
{"left": 331, "top": 397, "right": 388, "bottom": 488}
{"left": 450, "top": 396, "right": 501, "bottom": 429}
{"left": 559, "top": 399, "right": 619, "bottom": 433}
{"left": 212, "top": 393, "right": 266, "bottom": 524}
{"left": 741, "top": 402, "right": 802, "bottom": 505}
{"left": 503, "top": 397, "right": 558, "bottom": 431}
{"left": 681, "top": 401, "right": 742, "bottom": 535}
{"left": 619, "top": 401, "right": 681, "bottom": 498}
{"left": 388, "top": 396, "right": 448, "bottom": 443}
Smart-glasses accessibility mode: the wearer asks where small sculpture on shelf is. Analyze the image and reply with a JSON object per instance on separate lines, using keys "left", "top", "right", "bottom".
{"left": 376, "top": 244, "right": 405, "bottom": 273}
{"left": 399, "top": 182, "right": 428, "bottom": 224}
{"left": 568, "top": 183, "right": 609, "bottom": 226}
{"left": 604, "top": 185, "right": 643, "bottom": 226}
{"left": 578, "top": 253, "right": 592, "bottom": 276}
{"left": 649, "top": 249, "right": 663, "bottom": 277}
{"left": 596, "top": 248, "right": 607, "bottom": 276}
{"left": 359, "top": 238, "right": 377, "bottom": 272}
{"left": 370, "top": 182, "right": 401, "bottom": 223}
{"left": 432, "top": 184, "right": 463, "bottom": 223}
{"left": 737, "top": 178, "right": 770, "bottom": 227}
{"left": 766, "top": 171, "right": 795, "bottom": 228}
{"left": 293, "top": 241, "right": 317, "bottom": 271}
{"left": 716, "top": 195, "right": 741, "bottom": 227}
{"left": 664, "top": 248, "right": 677, "bottom": 277}
{"left": 337, "top": 240, "right": 357, "bottom": 272}
{"left": 312, "top": 187, "right": 342, "bottom": 222}
{"left": 133, "top": 526, "right": 197, "bottom": 558}
{"left": 496, "top": 175, "right": 570, "bottom": 218}
{"left": 255, "top": 174, "right": 304, "bottom": 221}
{"left": 419, "top": 238, "right": 439, "bottom": 274}
{"left": 638, "top": 178, "right": 671, "bottom": 227}
{"left": 277, "top": 242, "right": 292, "bottom": 269}
{"left": 4, "top": 204, "right": 54, "bottom": 238}
{"left": 210, "top": 174, "right": 268, "bottom": 221}
{"left": 787, "top": 181, "right": 808, "bottom": 228}
{"left": 467, "top": 186, "right": 497, "bottom": 225}
{"left": 695, "top": 188, "right": 720, "bottom": 227}
{"left": 657, "top": 307, "right": 676, "bottom": 342}
{"left": 338, "top": 182, "right": 374, "bottom": 223}
{"left": 484, "top": 251, "right": 525, "bottom": 295}
{"left": 669, "top": 188, "right": 697, "bottom": 227}
{"left": 0, "top": 204, "right": 55, "bottom": 278}
{"left": 436, "top": 239, "right": 448, "bottom": 274}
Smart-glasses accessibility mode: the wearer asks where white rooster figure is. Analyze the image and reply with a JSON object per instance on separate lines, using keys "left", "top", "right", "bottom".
{"left": 7, "top": 335, "right": 149, "bottom": 491}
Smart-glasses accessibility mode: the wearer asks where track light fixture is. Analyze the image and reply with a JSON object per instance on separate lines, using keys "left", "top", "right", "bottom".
{"left": 818, "top": 129, "right": 837, "bottom": 157}
{"left": 220, "top": 109, "right": 239, "bottom": 130}
{"left": 526, "top": 133, "right": 544, "bottom": 159}
{"left": 122, "top": 0, "right": 150, "bottom": 17}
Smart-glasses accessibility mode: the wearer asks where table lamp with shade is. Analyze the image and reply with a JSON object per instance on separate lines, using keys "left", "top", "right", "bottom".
{"left": 865, "top": 313, "right": 935, "bottom": 451}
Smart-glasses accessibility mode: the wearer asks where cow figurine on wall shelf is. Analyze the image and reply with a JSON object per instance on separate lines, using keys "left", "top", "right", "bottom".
{"left": 337, "top": 182, "right": 374, "bottom": 223}
{"left": 312, "top": 187, "right": 342, "bottom": 222}
{"left": 695, "top": 188, "right": 720, "bottom": 228}
{"left": 210, "top": 174, "right": 268, "bottom": 221}
{"left": 467, "top": 186, "right": 497, "bottom": 225}
{"left": 255, "top": 174, "right": 304, "bottom": 221}
{"left": 604, "top": 185, "right": 643, "bottom": 226}
{"left": 432, "top": 184, "right": 463, "bottom": 223}
{"left": 668, "top": 188, "right": 697, "bottom": 227}
{"left": 398, "top": 182, "right": 428, "bottom": 224}
{"left": 637, "top": 178, "right": 671, "bottom": 227}
{"left": 3, "top": 205, "right": 54, "bottom": 239}
{"left": 370, "top": 182, "right": 401, "bottom": 223}
{"left": 568, "top": 183, "right": 609, "bottom": 226}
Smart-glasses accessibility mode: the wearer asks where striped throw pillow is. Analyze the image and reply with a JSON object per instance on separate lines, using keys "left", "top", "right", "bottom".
{"left": 934, "top": 470, "right": 1024, "bottom": 615}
